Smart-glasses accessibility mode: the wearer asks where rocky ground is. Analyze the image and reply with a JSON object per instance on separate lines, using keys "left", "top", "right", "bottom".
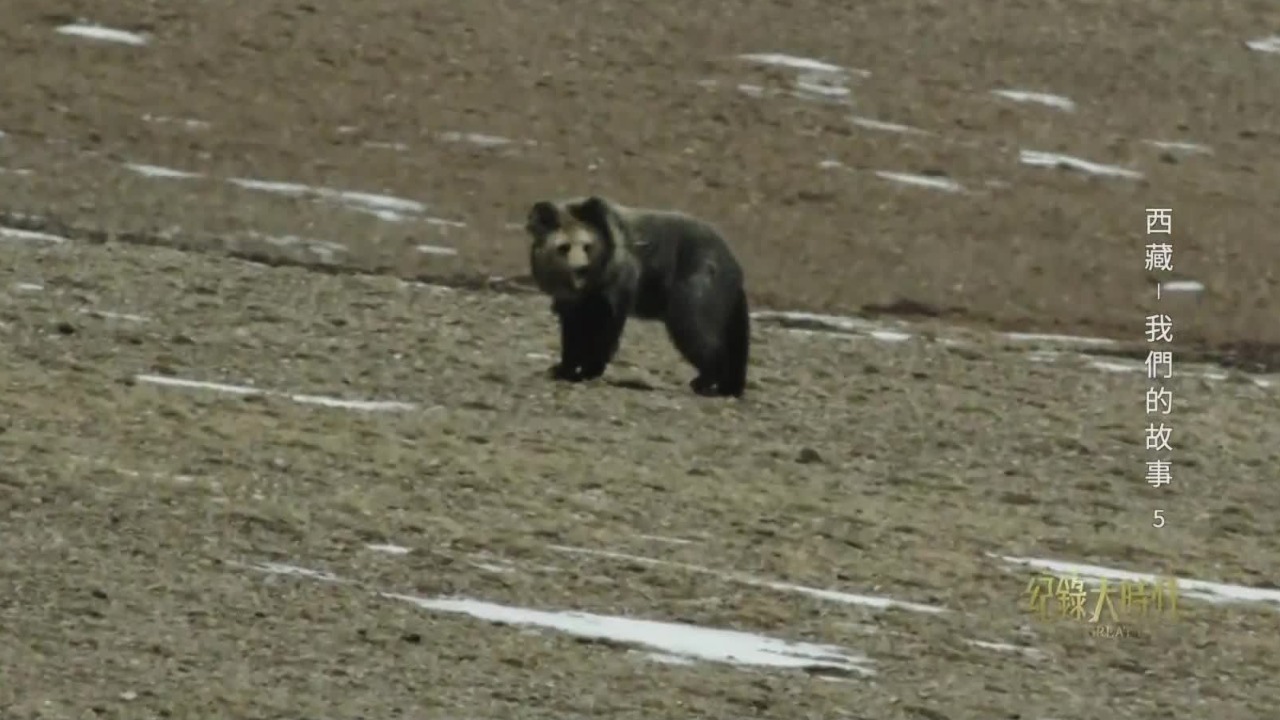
{"left": 2, "top": 1, "right": 1279, "bottom": 718}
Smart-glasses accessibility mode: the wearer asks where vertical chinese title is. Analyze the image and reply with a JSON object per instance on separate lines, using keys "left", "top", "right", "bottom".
{"left": 1144, "top": 208, "right": 1173, "bottom": 530}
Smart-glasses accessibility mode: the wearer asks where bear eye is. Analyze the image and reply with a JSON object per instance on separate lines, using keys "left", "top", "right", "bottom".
{"left": 556, "top": 244, "right": 571, "bottom": 256}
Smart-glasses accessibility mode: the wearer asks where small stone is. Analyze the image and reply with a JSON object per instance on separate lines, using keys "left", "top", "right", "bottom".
{"left": 796, "top": 447, "right": 823, "bottom": 464}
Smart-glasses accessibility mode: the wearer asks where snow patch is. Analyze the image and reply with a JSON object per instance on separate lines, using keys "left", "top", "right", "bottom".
{"left": 141, "top": 114, "right": 210, "bottom": 130}
{"left": 1162, "top": 280, "right": 1204, "bottom": 293}
{"left": 416, "top": 244, "right": 458, "bottom": 257}
{"left": 134, "top": 374, "right": 417, "bottom": 412}
{"left": 998, "top": 554, "right": 1280, "bottom": 608}
{"left": 1143, "top": 140, "right": 1212, "bottom": 155}
{"left": 991, "top": 89, "right": 1076, "bottom": 112}
{"left": 738, "top": 53, "right": 869, "bottom": 77}
{"left": 438, "top": 131, "right": 515, "bottom": 148}
{"left": 391, "top": 593, "right": 874, "bottom": 675}
{"left": 870, "top": 329, "right": 911, "bottom": 343}
{"left": 965, "top": 639, "right": 1046, "bottom": 658}
{"left": 248, "top": 232, "right": 348, "bottom": 264}
{"left": 79, "top": 309, "right": 149, "bottom": 323}
{"left": 736, "top": 53, "right": 867, "bottom": 106}
{"left": 753, "top": 310, "right": 889, "bottom": 335}
{"left": 875, "top": 171, "right": 964, "bottom": 193}
{"left": 550, "top": 545, "right": 945, "bottom": 615}
{"left": 1246, "top": 36, "right": 1280, "bottom": 54}
{"left": 123, "top": 163, "right": 203, "bottom": 179}
{"left": 227, "top": 176, "right": 459, "bottom": 225}
{"left": 1003, "top": 332, "right": 1117, "bottom": 347}
{"left": 1019, "top": 150, "right": 1143, "bottom": 180}
{"left": 56, "top": 24, "right": 148, "bottom": 46}
{"left": 247, "top": 560, "right": 874, "bottom": 675}
{"left": 850, "top": 116, "right": 929, "bottom": 135}
{"left": 0, "top": 227, "right": 68, "bottom": 244}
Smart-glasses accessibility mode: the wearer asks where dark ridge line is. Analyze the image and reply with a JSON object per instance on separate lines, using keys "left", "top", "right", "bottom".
{"left": 0, "top": 211, "right": 544, "bottom": 296}
{"left": 1075, "top": 343, "right": 1278, "bottom": 377}
{"left": 3, "top": 211, "right": 1278, "bottom": 376}
{"left": 753, "top": 312, "right": 1273, "bottom": 377}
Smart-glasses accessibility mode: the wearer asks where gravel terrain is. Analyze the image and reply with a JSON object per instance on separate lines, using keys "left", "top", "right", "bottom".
{"left": 3, "top": 2, "right": 1279, "bottom": 718}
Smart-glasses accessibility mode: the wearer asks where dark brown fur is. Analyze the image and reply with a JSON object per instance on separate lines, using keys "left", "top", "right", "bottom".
{"left": 524, "top": 196, "right": 750, "bottom": 397}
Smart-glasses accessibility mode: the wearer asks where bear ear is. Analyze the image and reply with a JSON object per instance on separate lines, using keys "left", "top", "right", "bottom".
{"left": 526, "top": 201, "right": 560, "bottom": 235}
{"left": 568, "top": 196, "right": 612, "bottom": 233}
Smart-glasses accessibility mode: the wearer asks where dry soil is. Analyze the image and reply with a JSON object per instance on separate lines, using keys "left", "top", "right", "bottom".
{"left": 2, "top": 1, "right": 1279, "bottom": 719}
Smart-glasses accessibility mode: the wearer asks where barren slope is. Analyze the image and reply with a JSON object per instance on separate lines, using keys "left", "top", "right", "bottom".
{"left": 1, "top": 0, "right": 1278, "bottom": 356}
{"left": 2, "top": 237, "right": 1278, "bottom": 719}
